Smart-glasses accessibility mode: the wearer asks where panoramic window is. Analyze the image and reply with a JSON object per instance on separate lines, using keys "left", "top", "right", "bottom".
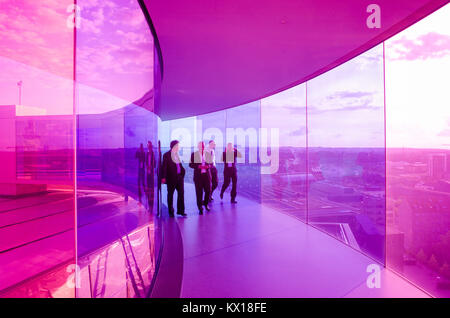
{"left": 385, "top": 4, "right": 450, "bottom": 297}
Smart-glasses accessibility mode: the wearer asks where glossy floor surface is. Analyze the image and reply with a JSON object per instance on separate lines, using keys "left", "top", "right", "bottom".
{"left": 0, "top": 189, "right": 151, "bottom": 294}
{"left": 164, "top": 183, "right": 429, "bottom": 298}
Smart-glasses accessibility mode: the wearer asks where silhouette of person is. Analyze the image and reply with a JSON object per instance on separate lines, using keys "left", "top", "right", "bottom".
{"left": 207, "top": 140, "right": 218, "bottom": 201}
{"left": 220, "top": 143, "right": 242, "bottom": 204}
{"left": 161, "top": 140, "right": 186, "bottom": 217}
{"left": 135, "top": 143, "right": 146, "bottom": 203}
{"left": 190, "top": 141, "right": 212, "bottom": 214}
{"left": 145, "top": 141, "right": 156, "bottom": 212}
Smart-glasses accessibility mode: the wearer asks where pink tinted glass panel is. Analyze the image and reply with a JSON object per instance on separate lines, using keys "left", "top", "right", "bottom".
{"left": 0, "top": 0, "right": 75, "bottom": 297}
{"left": 261, "top": 84, "right": 307, "bottom": 221}
{"left": 385, "top": 4, "right": 450, "bottom": 297}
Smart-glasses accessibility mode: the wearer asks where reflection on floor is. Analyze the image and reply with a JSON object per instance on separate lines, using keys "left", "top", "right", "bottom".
{"left": 77, "top": 189, "right": 152, "bottom": 256}
{"left": 77, "top": 221, "right": 157, "bottom": 298}
{"left": 167, "top": 183, "right": 429, "bottom": 298}
{"left": 0, "top": 189, "right": 152, "bottom": 297}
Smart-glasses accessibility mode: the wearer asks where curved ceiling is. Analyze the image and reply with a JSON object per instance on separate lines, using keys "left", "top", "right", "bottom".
{"left": 144, "top": 0, "right": 448, "bottom": 120}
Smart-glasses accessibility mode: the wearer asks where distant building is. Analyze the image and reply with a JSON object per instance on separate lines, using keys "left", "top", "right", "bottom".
{"left": 397, "top": 188, "right": 450, "bottom": 255}
{"left": 428, "top": 153, "right": 447, "bottom": 179}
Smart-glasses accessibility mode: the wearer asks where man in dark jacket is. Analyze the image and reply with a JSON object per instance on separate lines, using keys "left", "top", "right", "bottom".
{"left": 161, "top": 140, "right": 186, "bottom": 217}
{"left": 189, "top": 141, "right": 212, "bottom": 214}
{"left": 220, "top": 143, "right": 242, "bottom": 204}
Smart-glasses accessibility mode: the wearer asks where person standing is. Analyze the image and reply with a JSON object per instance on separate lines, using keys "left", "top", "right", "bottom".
{"left": 161, "top": 140, "right": 186, "bottom": 217}
{"left": 220, "top": 143, "right": 242, "bottom": 204}
{"left": 207, "top": 140, "right": 218, "bottom": 201}
{"left": 145, "top": 141, "right": 156, "bottom": 212}
{"left": 135, "top": 143, "right": 146, "bottom": 203}
{"left": 189, "top": 141, "right": 212, "bottom": 214}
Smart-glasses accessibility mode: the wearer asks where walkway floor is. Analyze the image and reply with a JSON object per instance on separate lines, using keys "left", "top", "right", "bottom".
{"left": 167, "top": 183, "right": 429, "bottom": 298}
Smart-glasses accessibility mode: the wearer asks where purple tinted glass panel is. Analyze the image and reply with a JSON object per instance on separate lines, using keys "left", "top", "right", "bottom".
{"left": 75, "top": 0, "right": 159, "bottom": 297}
{"left": 307, "top": 44, "right": 386, "bottom": 263}
{"left": 225, "top": 102, "right": 261, "bottom": 202}
{"left": 261, "top": 84, "right": 307, "bottom": 221}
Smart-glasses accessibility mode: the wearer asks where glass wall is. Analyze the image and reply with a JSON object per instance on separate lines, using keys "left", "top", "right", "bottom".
{"left": 0, "top": 0, "right": 161, "bottom": 298}
{"left": 0, "top": 0, "right": 76, "bottom": 297}
{"left": 260, "top": 84, "right": 307, "bottom": 221}
{"left": 307, "top": 44, "right": 386, "bottom": 263}
{"left": 159, "top": 101, "right": 261, "bottom": 205}
{"left": 76, "top": 0, "right": 159, "bottom": 297}
{"left": 385, "top": 4, "right": 450, "bottom": 297}
{"left": 225, "top": 102, "right": 261, "bottom": 201}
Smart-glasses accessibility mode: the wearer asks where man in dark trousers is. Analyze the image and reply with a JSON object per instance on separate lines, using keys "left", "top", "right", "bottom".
{"left": 220, "top": 143, "right": 242, "bottom": 204}
{"left": 189, "top": 141, "right": 212, "bottom": 214}
{"left": 145, "top": 140, "right": 156, "bottom": 212}
{"left": 161, "top": 140, "right": 186, "bottom": 217}
{"left": 207, "top": 140, "right": 218, "bottom": 201}
{"left": 135, "top": 143, "right": 146, "bottom": 203}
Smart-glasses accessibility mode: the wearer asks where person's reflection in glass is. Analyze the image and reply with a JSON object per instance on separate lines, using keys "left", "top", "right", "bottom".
{"left": 135, "top": 143, "right": 146, "bottom": 203}
{"left": 145, "top": 141, "right": 156, "bottom": 212}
